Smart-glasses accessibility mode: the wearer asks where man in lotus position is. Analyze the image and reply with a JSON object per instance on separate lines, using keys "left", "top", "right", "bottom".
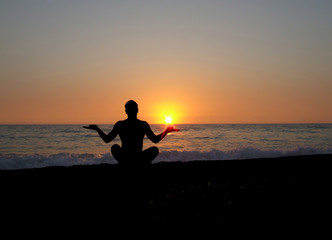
{"left": 84, "top": 100, "right": 179, "bottom": 165}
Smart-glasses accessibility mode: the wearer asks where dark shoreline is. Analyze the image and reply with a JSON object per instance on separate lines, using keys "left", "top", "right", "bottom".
{"left": 2, "top": 154, "right": 331, "bottom": 226}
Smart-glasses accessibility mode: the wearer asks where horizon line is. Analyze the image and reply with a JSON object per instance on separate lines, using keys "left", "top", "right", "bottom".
{"left": 1, "top": 122, "right": 331, "bottom": 125}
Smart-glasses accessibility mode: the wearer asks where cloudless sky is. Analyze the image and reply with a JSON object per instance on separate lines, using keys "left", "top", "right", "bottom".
{"left": 1, "top": 0, "right": 332, "bottom": 124}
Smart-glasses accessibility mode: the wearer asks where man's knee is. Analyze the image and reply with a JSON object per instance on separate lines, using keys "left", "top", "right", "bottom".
{"left": 145, "top": 146, "right": 159, "bottom": 161}
{"left": 111, "top": 144, "right": 120, "bottom": 154}
{"left": 111, "top": 144, "right": 122, "bottom": 162}
{"left": 150, "top": 146, "right": 159, "bottom": 156}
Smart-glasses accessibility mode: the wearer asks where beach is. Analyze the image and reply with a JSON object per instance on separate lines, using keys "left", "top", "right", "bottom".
{"left": 2, "top": 154, "right": 331, "bottom": 227}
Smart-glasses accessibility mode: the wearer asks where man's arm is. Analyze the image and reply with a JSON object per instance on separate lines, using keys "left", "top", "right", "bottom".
{"left": 83, "top": 124, "right": 118, "bottom": 143}
{"left": 145, "top": 123, "right": 179, "bottom": 144}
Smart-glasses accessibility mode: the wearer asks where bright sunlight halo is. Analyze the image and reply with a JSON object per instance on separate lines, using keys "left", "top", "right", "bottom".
{"left": 165, "top": 116, "right": 173, "bottom": 124}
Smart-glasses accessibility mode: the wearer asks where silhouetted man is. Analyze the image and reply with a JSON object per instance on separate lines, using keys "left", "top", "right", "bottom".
{"left": 84, "top": 100, "right": 179, "bottom": 165}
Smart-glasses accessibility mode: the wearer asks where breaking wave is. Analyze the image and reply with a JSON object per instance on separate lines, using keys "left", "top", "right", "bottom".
{"left": 1, "top": 146, "right": 331, "bottom": 170}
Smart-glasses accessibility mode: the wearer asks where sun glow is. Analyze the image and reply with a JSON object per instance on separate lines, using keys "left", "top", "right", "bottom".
{"left": 151, "top": 101, "right": 185, "bottom": 124}
{"left": 165, "top": 116, "right": 173, "bottom": 124}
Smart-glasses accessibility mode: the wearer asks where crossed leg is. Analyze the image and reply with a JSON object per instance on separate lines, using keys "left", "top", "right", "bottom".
{"left": 111, "top": 144, "right": 159, "bottom": 165}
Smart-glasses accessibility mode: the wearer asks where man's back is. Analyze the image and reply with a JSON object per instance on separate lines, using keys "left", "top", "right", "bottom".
{"left": 116, "top": 119, "right": 146, "bottom": 153}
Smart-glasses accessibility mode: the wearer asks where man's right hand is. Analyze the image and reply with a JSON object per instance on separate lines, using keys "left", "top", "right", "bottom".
{"left": 83, "top": 124, "right": 99, "bottom": 130}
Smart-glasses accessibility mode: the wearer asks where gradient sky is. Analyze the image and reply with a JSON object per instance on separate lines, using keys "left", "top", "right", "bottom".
{"left": 1, "top": 0, "right": 332, "bottom": 124}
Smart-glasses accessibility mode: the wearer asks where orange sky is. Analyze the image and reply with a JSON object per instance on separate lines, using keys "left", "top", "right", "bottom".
{"left": 1, "top": 1, "right": 332, "bottom": 124}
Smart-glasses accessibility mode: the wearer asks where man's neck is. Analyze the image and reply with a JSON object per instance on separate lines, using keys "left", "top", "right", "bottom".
{"left": 127, "top": 115, "right": 137, "bottom": 121}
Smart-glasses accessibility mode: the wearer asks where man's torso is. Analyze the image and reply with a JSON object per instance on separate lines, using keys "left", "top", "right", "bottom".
{"left": 117, "top": 119, "right": 146, "bottom": 152}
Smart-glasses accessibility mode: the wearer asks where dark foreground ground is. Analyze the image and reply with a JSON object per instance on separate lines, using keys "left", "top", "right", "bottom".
{"left": 1, "top": 154, "right": 331, "bottom": 229}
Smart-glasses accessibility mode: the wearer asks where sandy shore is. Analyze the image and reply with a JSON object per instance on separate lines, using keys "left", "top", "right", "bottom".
{"left": 1, "top": 154, "right": 331, "bottom": 227}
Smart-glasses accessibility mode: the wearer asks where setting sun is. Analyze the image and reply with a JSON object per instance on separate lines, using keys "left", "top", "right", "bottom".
{"left": 165, "top": 116, "right": 173, "bottom": 124}
{"left": 150, "top": 100, "right": 186, "bottom": 124}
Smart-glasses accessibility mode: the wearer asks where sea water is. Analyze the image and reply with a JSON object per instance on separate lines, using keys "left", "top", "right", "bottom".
{"left": 0, "top": 124, "right": 331, "bottom": 169}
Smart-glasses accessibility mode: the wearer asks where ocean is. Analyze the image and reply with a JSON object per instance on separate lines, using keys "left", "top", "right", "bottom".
{"left": 1, "top": 124, "right": 331, "bottom": 169}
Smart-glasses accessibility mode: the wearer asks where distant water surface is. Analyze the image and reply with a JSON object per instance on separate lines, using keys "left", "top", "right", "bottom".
{"left": 1, "top": 124, "right": 331, "bottom": 169}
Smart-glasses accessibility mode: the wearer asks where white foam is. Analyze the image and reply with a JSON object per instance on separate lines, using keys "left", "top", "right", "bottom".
{"left": 0, "top": 153, "right": 117, "bottom": 170}
{"left": 155, "top": 146, "right": 332, "bottom": 163}
{"left": 1, "top": 146, "right": 331, "bottom": 170}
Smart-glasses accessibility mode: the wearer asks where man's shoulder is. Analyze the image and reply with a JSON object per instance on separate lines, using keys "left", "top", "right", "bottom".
{"left": 114, "top": 120, "right": 125, "bottom": 127}
{"left": 137, "top": 119, "right": 147, "bottom": 123}
{"left": 115, "top": 119, "right": 150, "bottom": 128}
{"left": 115, "top": 119, "right": 148, "bottom": 124}
{"left": 136, "top": 119, "right": 150, "bottom": 128}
